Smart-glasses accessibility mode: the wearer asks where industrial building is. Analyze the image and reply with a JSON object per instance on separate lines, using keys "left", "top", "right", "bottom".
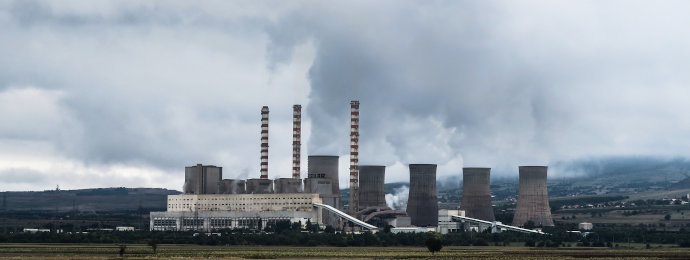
{"left": 151, "top": 193, "right": 322, "bottom": 231}
{"left": 183, "top": 164, "right": 222, "bottom": 194}
{"left": 460, "top": 167, "right": 495, "bottom": 221}
{"left": 512, "top": 166, "right": 555, "bottom": 227}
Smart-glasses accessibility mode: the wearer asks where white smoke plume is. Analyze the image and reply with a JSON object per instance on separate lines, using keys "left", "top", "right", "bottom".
{"left": 385, "top": 185, "right": 409, "bottom": 210}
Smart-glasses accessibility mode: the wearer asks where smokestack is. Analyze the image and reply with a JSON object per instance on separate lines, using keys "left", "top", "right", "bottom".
{"left": 260, "top": 106, "right": 269, "bottom": 179}
{"left": 512, "top": 166, "right": 555, "bottom": 227}
{"left": 292, "top": 105, "right": 302, "bottom": 179}
{"left": 406, "top": 164, "right": 438, "bottom": 227}
{"left": 461, "top": 167, "right": 495, "bottom": 221}
{"left": 359, "top": 165, "right": 386, "bottom": 208}
{"left": 348, "top": 100, "right": 360, "bottom": 214}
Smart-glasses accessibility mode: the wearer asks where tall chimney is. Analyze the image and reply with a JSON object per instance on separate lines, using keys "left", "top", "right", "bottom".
{"left": 260, "top": 106, "right": 269, "bottom": 179}
{"left": 292, "top": 105, "right": 302, "bottom": 179}
{"left": 349, "top": 100, "right": 360, "bottom": 214}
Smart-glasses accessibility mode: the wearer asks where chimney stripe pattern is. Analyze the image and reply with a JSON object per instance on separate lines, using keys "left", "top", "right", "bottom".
{"left": 260, "top": 106, "right": 269, "bottom": 179}
{"left": 292, "top": 105, "right": 301, "bottom": 179}
{"left": 461, "top": 167, "right": 495, "bottom": 221}
{"left": 349, "top": 100, "right": 360, "bottom": 214}
{"left": 512, "top": 166, "right": 554, "bottom": 227}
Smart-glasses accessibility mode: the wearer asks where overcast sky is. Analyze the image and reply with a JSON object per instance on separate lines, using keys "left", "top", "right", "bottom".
{"left": 1, "top": 0, "right": 690, "bottom": 191}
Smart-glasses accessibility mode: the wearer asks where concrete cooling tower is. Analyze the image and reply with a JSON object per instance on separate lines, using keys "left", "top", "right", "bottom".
{"left": 245, "top": 178, "right": 274, "bottom": 194}
{"left": 406, "top": 164, "right": 438, "bottom": 227}
{"left": 217, "top": 179, "right": 246, "bottom": 194}
{"left": 460, "top": 167, "right": 495, "bottom": 221}
{"left": 358, "top": 166, "right": 386, "bottom": 208}
{"left": 512, "top": 166, "right": 554, "bottom": 227}
{"left": 274, "top": 178, "right": 302, "bottom": 193}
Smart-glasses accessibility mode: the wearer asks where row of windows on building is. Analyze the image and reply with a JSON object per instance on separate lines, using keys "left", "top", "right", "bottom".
{"left": 169, "top": 202, "right": 313, "bottom": 208}
{"left": 153, "top": 218, "right": 293, "bottom": 228}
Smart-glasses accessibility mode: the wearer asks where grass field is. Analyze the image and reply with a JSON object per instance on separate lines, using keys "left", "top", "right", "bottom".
{"left": 1, "top": 244, "right": 690, "bottom": 259}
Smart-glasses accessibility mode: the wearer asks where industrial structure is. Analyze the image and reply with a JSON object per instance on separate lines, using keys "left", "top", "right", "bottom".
{"left": 260, "top": 106, "right": 269, "bottom": 179}
{"left": 348, "top": 100, "right": 360, "bottom": 214}
{"left": 460, "top": 167, "right": 495, "bottom": 221}
{"left": 512, "top": 166, "right": 554, "bottom": 227}
{"left": 274, "top": 178, "right": 302, "bottom": 193}
{"left": 152, "top": 101, "right": 554, "bottom": 235}
{"left": 358, "top": 165, "right": 386, "bottom": 208}
{"left": 183, "top": 164, "right": 222, "bottom": 194}
{"left": 406, "top": 164, "right": 438, "bottom": 227}
{"left": 292, "top": 104, "right": 302, "bottom": 179}
{"left": 217, "top": 179, "right": 246, "bottom": 194}
{"left": 245, "top": 178, "right": 274, "bottom": 194}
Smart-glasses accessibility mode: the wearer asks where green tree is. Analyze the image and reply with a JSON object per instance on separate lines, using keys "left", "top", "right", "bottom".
{"left": 425, "top": 237, "right": 443, "bottom": 254}
{"left": 147, "top": 239, "right": 158, "bottom": 254}
{"left": 118, "top": 244, "right": 126, "bottom": 256}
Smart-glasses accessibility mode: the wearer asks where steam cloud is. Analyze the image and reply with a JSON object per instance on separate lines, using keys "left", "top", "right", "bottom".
{"left": 385, "top": 185, "right": 409, "bottom": 210}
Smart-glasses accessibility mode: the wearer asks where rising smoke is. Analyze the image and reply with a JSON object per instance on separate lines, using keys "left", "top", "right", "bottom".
{"left": 385, "top": 185, "right": 409, "bottom": 210}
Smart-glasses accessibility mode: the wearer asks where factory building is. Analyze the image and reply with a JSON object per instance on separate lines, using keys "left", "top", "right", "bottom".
{"left": 183, "top": 164, "right": 222, "bottom": 194}
{"left": 512, "top": 166, "right": 554, "bottom": 227}
{"left": 245, "top": 178, "right": 274, "bottom": 194}
{"left": 274, "top": 178, "right": 302, "bottom": 193}
{"left": 460, "top": 167, "right": 495, "bottom": 221}
{"left": 151, "top": 193, "right": 322, "bottom": 231}
{"left": 406, "top": 164, "right": 438, "bottom": 227}
{"left": 306, "top": 155, "right": 341, "bottom": 209}
{"left": 217, "top": 179, "right": 246, "bottom": 194}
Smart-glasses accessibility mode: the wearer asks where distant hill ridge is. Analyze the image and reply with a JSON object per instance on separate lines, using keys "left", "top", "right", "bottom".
{"left": 1, "top": 187, "right": 180, "bottom": 212}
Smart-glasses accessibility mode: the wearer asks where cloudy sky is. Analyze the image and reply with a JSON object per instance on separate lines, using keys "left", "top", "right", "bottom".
{"left": 1, "top": 0, "right": 690, "bottom": 191}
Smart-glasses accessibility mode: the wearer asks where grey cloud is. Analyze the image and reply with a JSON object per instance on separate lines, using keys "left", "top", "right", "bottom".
{"left": 1, "top": 1, "right": 690, "bottom": 190}
{"left": 265, "top": 1, "right": 690, "bottom": 177}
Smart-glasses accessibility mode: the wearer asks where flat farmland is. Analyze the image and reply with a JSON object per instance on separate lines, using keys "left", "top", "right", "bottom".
{"left": 1, "top": 244, "right": 690, "bottom": 259}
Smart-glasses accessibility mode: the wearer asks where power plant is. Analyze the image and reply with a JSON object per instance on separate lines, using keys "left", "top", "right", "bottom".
{"left": 151, "top": 101, "right": 553, "bottom": 234}
{"left": 512, "top": 166, "right": 555, "bottom": 227}
{"left": 460, "top": 168, "right": 495, "bottom": 221}
{"left": 406, "top": 164, "right": 438, "bottom": 227}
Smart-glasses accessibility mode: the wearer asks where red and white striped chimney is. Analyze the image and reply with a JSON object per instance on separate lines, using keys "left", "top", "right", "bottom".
{"left": 349, "top": 100, "right": 360, "bottom": 214}
{"left": 260, "top": 106, "right": 269, "bottom": 179}
{"left": 292, "top": 104, "right": 302, "bottom": 179}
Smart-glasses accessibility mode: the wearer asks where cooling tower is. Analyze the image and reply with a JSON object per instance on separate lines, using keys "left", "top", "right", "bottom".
{"left": 460, "top": 167, "right": 495, "bottom": 221}
{"left": 406, "top": 164, "right": 438, "bottom": 227}
{"left": 307, "top": 156, "right": 340, "bottom": 198}
{"left": 512, "top": 166, "right": 554, "bottom": 227}
{"left": 245, "top": 178, "right": 274, "bottom": 194}
{"left": 358, "top": 165, "right": 386, "bottom": 208}
{"left": 274, "top": 178, "right": 302, "bottom": 193}
{"left": 218, "top": 179, "right": 246, "bottom": 194}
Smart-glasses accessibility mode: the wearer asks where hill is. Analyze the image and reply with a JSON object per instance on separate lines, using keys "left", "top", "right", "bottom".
{"left": 1, "top": 187, "right": 180, "bottom": 212}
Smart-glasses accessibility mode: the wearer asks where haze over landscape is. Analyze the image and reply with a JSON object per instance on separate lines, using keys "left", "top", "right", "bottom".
{"left": 1, "top": 0, "right": 690, "bottom": 191}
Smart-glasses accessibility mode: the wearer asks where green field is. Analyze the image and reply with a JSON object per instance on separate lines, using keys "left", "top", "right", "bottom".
{"left": 1, "top": 244, "right": 690, "bottom": 259}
